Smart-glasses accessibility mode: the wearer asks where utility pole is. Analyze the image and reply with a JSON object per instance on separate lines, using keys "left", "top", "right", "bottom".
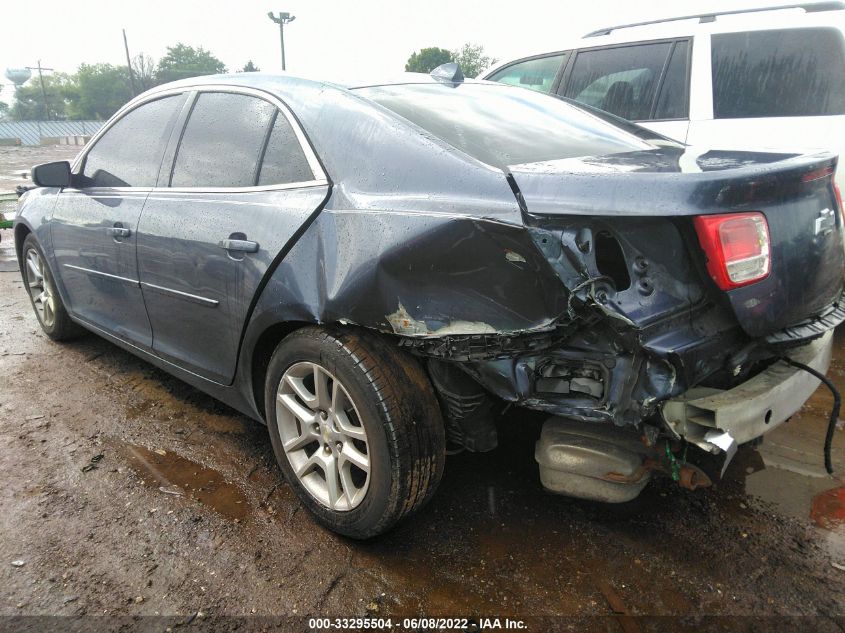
{"left": 25, "top": 61, "right": 53, "bottom": 121}
{"left": 267, "top": 11, "right": 296, "bottom": 70}
{"left": 123, "top": 29, "right": 138, "bottom": 97}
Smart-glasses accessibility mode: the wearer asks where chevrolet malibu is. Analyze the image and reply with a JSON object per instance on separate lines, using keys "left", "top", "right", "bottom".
{"left": 14, "top": 67, "right": 845, "bottom": 538}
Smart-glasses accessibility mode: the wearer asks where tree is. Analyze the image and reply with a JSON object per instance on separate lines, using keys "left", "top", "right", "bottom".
{"left": 9, "top": 73, "right": 75, "bottom": 120}
{"left": 155, "top": 43, "right": 227, "bottom": 84}
{"left": 241, "top": 60, "right": 260, "bottom": 72}
{"left": 452, "top": 43, "right": 497, "bottom": 78}
{"left": 67, "top": 64, "right": 133, "bottom": 120}
{"left": 131, "top": 53, "right": 157, "bottom": 91}
{"left": 405, "top": 47, "right": 453, "bottom": 73}
{"left": 0, "top": 101, "right": 9, "bottom": 121}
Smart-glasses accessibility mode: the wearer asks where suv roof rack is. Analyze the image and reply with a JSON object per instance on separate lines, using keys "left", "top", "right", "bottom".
{"left": 583, "top": 1, "right": 845, "bottom": 37}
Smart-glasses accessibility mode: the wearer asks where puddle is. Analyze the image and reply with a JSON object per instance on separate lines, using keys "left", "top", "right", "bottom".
{"left": 811, "top": 486, "right": 845, "bottom": 529}
{"left": 723, "top": 327, "right": 845, "bottom": 563}
{"left": 123, "top": 444, "right": 250, "bottom": 521}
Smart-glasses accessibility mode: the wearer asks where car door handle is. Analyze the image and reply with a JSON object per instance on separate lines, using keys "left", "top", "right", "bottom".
{"left": 218, "top": 238, "right": 259, "bottom": 253}
{"left": 106, "top": 226, "right": 131, "bottom": 238}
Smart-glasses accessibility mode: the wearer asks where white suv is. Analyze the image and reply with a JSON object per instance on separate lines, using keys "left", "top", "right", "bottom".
{"left": 482, "top": 2, "right": 845, "bottom": 184}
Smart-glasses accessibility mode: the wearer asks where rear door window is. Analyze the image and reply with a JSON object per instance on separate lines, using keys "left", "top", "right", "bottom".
{"left": 562, "top": 42, "right": 674, "bottom": 120}
{"left": 257, "top": 113, "right": 314, "bottom": 185}
{"left": 711, "top": 28, "right": 845, "bottom": 118}
{"left": 654, "top": 41, "right": 689, "bottom": 120}
{"left": 487, "top": 54, "right": 567, "bottom": 93}
{"left": 170, "top": 92, "right": 276, "bottom": 188}
{"left": 82, "top": 94, "right": 185, "bottom": 188}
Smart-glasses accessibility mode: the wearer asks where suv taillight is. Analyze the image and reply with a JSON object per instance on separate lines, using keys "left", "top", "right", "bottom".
{"left": 693, "top": 212, "right": 771, "bottom": 290}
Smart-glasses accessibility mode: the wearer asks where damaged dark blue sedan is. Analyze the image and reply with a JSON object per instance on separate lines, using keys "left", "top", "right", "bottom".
{"left": 14, "top": 66, "right": 845, "bottom": 537}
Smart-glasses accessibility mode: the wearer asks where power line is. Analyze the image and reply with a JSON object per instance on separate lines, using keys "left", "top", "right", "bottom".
{"left": 25, "top": 61, "right": 54, "bottom": 121}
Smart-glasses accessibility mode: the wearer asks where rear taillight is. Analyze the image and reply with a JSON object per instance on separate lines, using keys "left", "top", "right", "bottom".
{"left": 693, "top": 212, "right": 771, "bottom": 290}
{"left": 835, "top": 182, "right": 844, "bottom": 226}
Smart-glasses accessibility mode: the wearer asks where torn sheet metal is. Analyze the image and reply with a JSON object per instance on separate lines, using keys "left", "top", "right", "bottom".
{"left": 703, "top": 430, "right": 738, "bottom": 477}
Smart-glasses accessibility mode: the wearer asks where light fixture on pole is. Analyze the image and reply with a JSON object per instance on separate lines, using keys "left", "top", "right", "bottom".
{"left": 267, "top": 11, "right": 296, "bottom": 71}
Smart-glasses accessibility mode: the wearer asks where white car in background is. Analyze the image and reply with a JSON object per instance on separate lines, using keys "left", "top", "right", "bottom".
{"left": 482, "top": 2, "right": 845, "bottom": 186}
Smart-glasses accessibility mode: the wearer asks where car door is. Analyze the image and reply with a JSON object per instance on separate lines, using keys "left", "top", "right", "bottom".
{"left": 136, "top": 88, "right": 329, "bottom": 384}
{"left": 50, "top": 93, "right": 188, "bottom": 348}
{"left": 559, "top": 39, "right": 692, "bottom": 143}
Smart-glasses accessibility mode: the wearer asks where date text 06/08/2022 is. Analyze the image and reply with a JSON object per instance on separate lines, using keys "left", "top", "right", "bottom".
{"left": 308, "top": 617, "right": 528, "bottom": 630}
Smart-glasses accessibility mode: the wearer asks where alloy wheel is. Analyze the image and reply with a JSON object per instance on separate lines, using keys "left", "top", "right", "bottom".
{"left": 275, "top": 361, "right": 371, "bottom": 511}
{"left": 24, "top": 247, "right": 56, "bottom": 329}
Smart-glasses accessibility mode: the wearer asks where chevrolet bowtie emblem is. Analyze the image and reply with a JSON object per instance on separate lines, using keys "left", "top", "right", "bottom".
{"left": 815, "top": 207, "right": 836, "bottom": 237}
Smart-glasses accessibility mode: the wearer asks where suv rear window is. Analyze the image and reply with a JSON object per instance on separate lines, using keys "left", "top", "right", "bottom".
{"left": 712, "top": 27, "right": 845, "bottom": 118}
{"left": 358, "top": 83, "right": 652, "bottom": 169}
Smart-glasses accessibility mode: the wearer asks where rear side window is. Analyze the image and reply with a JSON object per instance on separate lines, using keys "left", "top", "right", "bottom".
{"left": 563, "top": 42, "right": 673, "bottom": 120}
{"left": 487, "top": 54, "right": 566, "bottom": 93}
{"left": 257, "top": 113, "right": 314, "bottom": 185}
{"left": 171, "top": 92, "right": 276, "bottom": 188}
{"left": 82, "top": 95, "right": 184, "bottom": 187}
{"left": 712, "top": 28, "right": 845, "bottom": 118}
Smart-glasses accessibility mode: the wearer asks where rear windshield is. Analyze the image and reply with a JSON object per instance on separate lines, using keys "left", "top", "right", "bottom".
{"left": 356, "top": 83, "right": 653, "bottom": 169}
{"left": 712, "top": 27, "right": 845, "bottom": 118}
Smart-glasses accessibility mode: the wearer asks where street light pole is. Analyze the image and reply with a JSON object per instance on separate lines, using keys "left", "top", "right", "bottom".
{"left": 267, "top": 11, "right": 296, "bottom": 71}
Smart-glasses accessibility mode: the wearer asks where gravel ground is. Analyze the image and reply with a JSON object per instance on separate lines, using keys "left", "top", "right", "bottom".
{"left": 1, "top": 147, "right": 845, "bottom": 632}
{"left": 0, "top": 145, "right": 81, "bottom": 193}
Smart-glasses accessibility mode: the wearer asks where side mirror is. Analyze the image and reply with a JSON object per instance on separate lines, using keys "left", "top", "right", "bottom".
{"left": 31, "top": 161, "right": 72, "bottom": 188}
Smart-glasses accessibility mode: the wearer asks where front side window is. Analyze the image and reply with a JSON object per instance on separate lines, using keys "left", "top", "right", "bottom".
{"left": 487, "top": 54, "right": 566, "bottom": 93}
{"left": 81, "top": 94, "right": 185, "bottom": 187}
{"left": 563, "top": 42, "right": 674, "bottom": 120}
{"left": 358, "top": 83, "right": 652, "bottom": 169}
{"left": 171, "top": 92, "right": 276, "bottom": 188}
{"left": 712, "top": 28, "right": 845, "bottom": 118}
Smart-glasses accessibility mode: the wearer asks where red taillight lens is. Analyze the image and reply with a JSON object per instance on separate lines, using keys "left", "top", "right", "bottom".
{"left": 835, "top": 182, "right": 844, "bottom": 226}
{"left": 693, "top": 212, "right": 771, "bottom": 290}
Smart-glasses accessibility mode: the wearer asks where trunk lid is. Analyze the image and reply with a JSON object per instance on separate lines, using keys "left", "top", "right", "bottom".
{"left": 508, "top": 147, "right": 845, "bottom": 338}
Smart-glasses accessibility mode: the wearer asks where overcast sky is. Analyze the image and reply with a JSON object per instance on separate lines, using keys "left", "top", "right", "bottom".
{"left": 0, "top": 0, "right": 799, "bottom": 99}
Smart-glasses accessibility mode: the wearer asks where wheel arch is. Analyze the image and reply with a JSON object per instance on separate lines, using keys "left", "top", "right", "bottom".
{"left": 248, "top": 319, "right": 312, "bottom": 422}
{"left": 14, "top": 222, "right": 32, "bottom": 266}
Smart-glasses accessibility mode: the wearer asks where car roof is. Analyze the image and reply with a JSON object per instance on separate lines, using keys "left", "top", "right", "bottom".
{"left": 143, "top": 71, "right": 490, "bottom": 96}
{"left": 483, "top": 2, "right": 845, "bottom": 77}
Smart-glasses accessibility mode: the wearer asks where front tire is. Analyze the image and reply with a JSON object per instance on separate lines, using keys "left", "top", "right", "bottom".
{"left": 265, "top": 326, "right": 445, "bottom": 538}
{"left": 20, "top": 234, "right": 79, "bottom": 341}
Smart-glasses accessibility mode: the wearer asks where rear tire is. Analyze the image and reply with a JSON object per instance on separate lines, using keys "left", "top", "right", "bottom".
{"left": 21, "top": 234, "right": 80, "bottom": 341}
{"left": 264, "top": 326, "right": 446, "bottom": 538}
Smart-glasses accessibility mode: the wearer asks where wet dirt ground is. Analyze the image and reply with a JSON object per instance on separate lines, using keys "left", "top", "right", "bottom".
{"left": 0, "top": 145, "right": 80, "bottom": 193}
{"left": 2, "top": 148, "right": 845, "bottom": 631}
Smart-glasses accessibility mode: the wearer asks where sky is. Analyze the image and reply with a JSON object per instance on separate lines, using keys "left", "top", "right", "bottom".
{"left": 0, "top": 0, "right": 803, "bottom": 99}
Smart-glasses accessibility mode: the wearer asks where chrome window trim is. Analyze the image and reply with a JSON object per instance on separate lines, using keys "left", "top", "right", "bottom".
{"left": 71, "top": 84, "right": 328, "bottom": 191}
{"left": 152, "top": 179, "right": 329, "bottom": 195}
